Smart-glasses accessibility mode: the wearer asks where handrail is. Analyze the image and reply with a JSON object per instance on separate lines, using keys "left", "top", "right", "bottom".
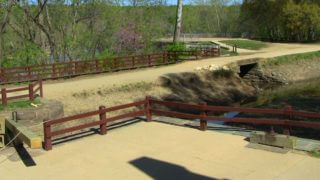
{"left": 43, "top": 96, "right": 320, "bottom": 151}
{"left": 0, "top": 79, "right": 43, "bottom": 106}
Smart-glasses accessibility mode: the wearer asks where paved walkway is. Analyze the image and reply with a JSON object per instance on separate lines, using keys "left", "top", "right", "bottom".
{"left": 1, "top": 121, "right": 319, "bottom": 180}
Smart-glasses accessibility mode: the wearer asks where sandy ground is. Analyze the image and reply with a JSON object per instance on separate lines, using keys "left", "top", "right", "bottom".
{"left": 1, "top": 122, "right": 319, "bottom": 180}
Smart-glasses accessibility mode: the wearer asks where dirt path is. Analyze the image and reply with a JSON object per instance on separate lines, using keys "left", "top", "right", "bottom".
{"left": 10, "top": 39, "right": 320, "bottom": 114}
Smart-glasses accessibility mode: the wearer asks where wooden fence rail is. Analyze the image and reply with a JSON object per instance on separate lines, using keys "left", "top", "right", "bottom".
{"left": 44, "top": 96, "right": 320, "bottom": 151}
{"left": 0, "top": 49, "right": 220, "bottom": 84}
{"left": 43, "top": 98, "right": 150, "bottom": 150}
{"left": 0, "top": 80, "right": 43, "bottom": 107}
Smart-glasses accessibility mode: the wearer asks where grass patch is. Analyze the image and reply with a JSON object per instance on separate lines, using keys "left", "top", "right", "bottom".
{"left": 310, "top": 149, "right": 320, "bottom": 158}
{"left": 220, "top": 48, "right": 238, "bottom": 56}
{"left": 0, "top": 98, "right": 41, "bottom": 111}
{"left": 219, "top": 39, "right": 267, "bottom": 50}
{"left": 264, "top": 51, "right": 320, "bottom": 66}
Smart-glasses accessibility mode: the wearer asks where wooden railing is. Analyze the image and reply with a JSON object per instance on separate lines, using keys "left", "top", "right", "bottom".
{"left": 43, "top": 97, "right": 320, "bottom": 151}
{"left": 0, "top": 49, "right": 220, "bottom": 84}
{"left": 0, "top": 79, "right": 43, "bottom": 107}
{"left": 43, "top": 98, "right": 150, "bottom": 150}
{"left": 149, "top": 99, "right": 320, "bottom": 131}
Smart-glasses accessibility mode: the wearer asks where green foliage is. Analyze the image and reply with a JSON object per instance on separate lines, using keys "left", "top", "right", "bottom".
{"left": 166, "top": 42, "right": 186, "bottom": 51}
{"left": 0, "top": 98, "right": 41, "bottom": 111}
{"left": 220, "top": 39, "right": 267, "bottom": 50}
{"left": 96, "top": 49, "right": 116, "bottom": 59}
{"left": 1, "top": 42, "right": 47, "bottom": 68}
{"left": 241, "top": 0, "right": 320, "bottom": 42}
{"left": 264, "top": 51, "right": 320, "bottom": 66}
{"left": 310, "top": 149, "right": 320, "bottom": 158}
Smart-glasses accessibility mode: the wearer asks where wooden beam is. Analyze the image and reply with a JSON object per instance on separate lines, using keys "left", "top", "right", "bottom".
{"left": 5, "top": 118, "right": 42, "bottom": 149}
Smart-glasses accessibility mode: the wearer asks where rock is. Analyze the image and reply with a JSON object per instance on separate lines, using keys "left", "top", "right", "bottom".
{"left": 15, "top": 98, "right": 64, "bottom": 121}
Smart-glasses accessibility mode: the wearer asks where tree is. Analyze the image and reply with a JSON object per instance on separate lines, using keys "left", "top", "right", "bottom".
{"left": 173, "top": 0, "right": 183, "bottom": 43}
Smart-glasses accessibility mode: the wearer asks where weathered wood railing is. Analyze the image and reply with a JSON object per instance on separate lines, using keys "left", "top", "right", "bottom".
{"left": 43, "top": 98, "right": 151, "bottom": 150}
{"left": 0, "top": 79, "right": 43, "bottom": 107}
{"left": 43, "top": 97, "right": 320, "bottom": 151}
{"left": 149, "top": 99, "right": 320, "bottom": 131}
{"left": 0, "top": 49, "right": 220, "bottom": 84}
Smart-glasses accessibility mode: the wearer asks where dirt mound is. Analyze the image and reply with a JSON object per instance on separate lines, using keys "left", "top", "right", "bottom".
{"left": 158, "top": 70, "right": 257, "bottom": 106}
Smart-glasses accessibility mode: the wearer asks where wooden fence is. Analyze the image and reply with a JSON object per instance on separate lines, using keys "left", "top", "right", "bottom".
{"left": 0, "top": 49, "right": 220, "bottom": 84}
{"left": 43, "top": 98, "right": 149, "bottom": 150}
{"left": 0, "top": 80, "right": 43, "bottom": 106}
{"left": 44, "top": 97, "right": 320, "bottom": 151}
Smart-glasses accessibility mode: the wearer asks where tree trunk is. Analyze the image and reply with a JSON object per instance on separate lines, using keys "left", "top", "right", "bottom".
{"left": 173, "top": 0, "right": 183, "bottom": 43}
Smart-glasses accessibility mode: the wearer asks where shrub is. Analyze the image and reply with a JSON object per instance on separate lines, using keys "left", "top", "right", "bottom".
{"left": 166, "top": 42, "right": 186, "bottom": 51}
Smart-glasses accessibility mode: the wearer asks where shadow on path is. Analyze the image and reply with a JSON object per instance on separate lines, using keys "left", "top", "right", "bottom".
{"left": 129, "top": 157, "right": 230, "bottom": 180}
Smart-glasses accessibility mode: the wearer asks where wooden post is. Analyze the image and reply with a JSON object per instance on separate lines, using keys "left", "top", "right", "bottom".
{"left": 200, "top": 102, "right": 208, "bottom": 131}
{"left": 95, "top": 60, "right": 99, "bottom": 72}
{"left": 145, "top": 96, "right": 152, "bottom": 122}
{"left": 283, "top": 105, "right": 293, "bottom": 136}
{"left": 162, "top": 52, "right": 166, "bottom": 64}
{"left": 0, "top": 69, "right": 4, "bottom": 82}
{"left": 27, "top": 67, "right": 32, "bottom": 79}
{"left": 99, "top": 106, "right": 107, "bottom": 135}
{"left": 132, "top": 57, "right": 135, "bottom": 68}
{"left": 1, "top": 88, "right": 7, "bottom": 107}
{"left": 52, "top": 64, "right": 56, "bottom": 78}
{"left": 148, "top": 55, "right": 151, "bottom": 67}
{"left": 113, "top": 58, "right": 117, "bottom": 70}
{"left": 43, "top": 122, "right": 52, "bottom": 151}
{"left": 39, "top": 79, "right": 43, "bottom": 97}
{"left": 28, "top": 83, "right": 34, "bottom": 101}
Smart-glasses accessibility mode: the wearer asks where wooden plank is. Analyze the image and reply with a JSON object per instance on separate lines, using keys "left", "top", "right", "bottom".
{"left": 104, "top": 100, "right": 146, "bottom": 112}
{"left": 5, "top": 119, "right": 42, "bottom": 149}
{"left": 46, "top": 109, "right": 100, "bottom": 125}
{"left": 7, "top": 94, "right": 29, "bottom": 100}
{"left": 6, "top": 86, "right": 29, "bottom": 93}
{"left": 150, "top": 99, "right": 203, "bottom": 110}
{"left": 107, "top": 110, "right": 145, "bottom": 122}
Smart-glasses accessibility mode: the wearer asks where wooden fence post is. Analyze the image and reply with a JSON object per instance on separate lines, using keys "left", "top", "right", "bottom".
{"left": 113, "top": 58, "right": 117, "bottom": 70}
{"left": 1, "top": 88, "right": 7, "bottom": 107}
{"left": 99, "top": 106, "right": 107, "bottom": 135}
{"left": 29, "top": 83, "right": 34, "bottom": 101}
{"left": 0, "top": 69, "right": 4, "bottom": 82}
{"left": 95, "top": 60, "right": 99, "bottom": 72}
{"left": 43, "top": 122, "right": 52, "bottom": 151}
{"left": 283, "top": 105, "right": 293, "bottom": 135}
{"left": 174, "top": 51, "right": 177, "bottom": 63}
{"left": 145, "top": 96, "right": 152, "bottom": 122}
{"left": 39, "top": 79, "right": 44, "bottom": 97}
{"left": 148, "top": 55, "right": 151, "bottom": 67}
{"left": 52, "top": 64, "right": 56, "bottom": 78}
{"left": 27, "top": 67, "right": 32, "bottom": 79}
{"left": 132, "top": 57, "right": 135, "bottom": 68}
{"left": 200, "top": 102, "right": 208, "bottom": 131}
{"left": 162, "top": 52, "right": 166, "bottom": 64}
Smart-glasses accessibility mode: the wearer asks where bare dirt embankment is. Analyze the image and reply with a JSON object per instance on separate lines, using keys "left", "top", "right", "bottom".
{"left": 22, "top": 39, "right": 320, "bottom": 115}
